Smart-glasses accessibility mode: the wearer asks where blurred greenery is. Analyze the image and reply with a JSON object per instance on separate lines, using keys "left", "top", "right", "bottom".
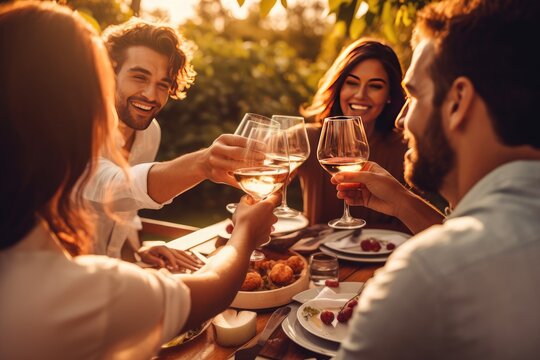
{"left": 61, "top": 0, "right": 437, "bottom": 227}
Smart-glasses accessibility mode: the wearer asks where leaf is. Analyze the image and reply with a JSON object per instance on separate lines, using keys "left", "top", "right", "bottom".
{"left": 237, "top": 0, "right": 246, "bottom": 6}
{"left": 260, "top": 0, "right": 278, "bottom": 17}
{"left": 381, "top": 1, "right": 398, "bottom": 43}
{"left": 328, "top": 0, "right": 352, "bottom": 13}
{"left": 349, "top": 16, "right": 366, "bottom": 39}
{"left": 280, "top": 0, "right": 288, "bottom": 8}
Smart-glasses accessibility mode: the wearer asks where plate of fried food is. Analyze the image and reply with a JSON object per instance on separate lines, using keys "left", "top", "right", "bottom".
{"left": 231, "top": 250, "right": 309, "bottom": 309}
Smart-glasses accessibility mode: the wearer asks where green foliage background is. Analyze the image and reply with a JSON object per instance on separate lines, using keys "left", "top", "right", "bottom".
{"left": 62, "top": 0, "right": 434, "bottom": 227}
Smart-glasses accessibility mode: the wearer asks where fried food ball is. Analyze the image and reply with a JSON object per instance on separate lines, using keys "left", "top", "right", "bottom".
{"left": 254, "top": 259, "right": 276, "bottom": 274}
{"left": 269, "top": 263, "right": 294, "bottom": 287}
{"left": 240, "top": 271, "right": 263, "bottom": 291}
{"left": 286, "top": 255, "right": 305, "bottom": 274}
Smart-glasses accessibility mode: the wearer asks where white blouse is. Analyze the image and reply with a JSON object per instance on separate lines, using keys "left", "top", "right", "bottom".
{"left": 0, "top": 224, "right": 190, "bottom": 360}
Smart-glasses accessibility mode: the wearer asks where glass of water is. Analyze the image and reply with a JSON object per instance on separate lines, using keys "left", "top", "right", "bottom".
{"left": 309, "top": 252, "right": 339, "bottom": 286}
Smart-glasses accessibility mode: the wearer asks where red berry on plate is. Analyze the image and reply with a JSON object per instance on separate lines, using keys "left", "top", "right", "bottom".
{"left": 337, "top": 306, "right": 353, "bottom": 323}
{"left": 370, "top": 239, "right": 381, "bottom": 252}
{"left": 225, "top": 223, "right": 234, "bottom": 234}
{"left": 325, "top": 279, "right": 339, "bottom": 287}
{"left": 346, "top": 299, "right": 358, "bottom": 309}
{"left": 320, "top": 310, "right": 334, "bottom": 325}
{"left": 360, "top": 239, "right": 371, "bottom": 251}
{"left": 386, "top": 242, "right": 396, "bottom": 251}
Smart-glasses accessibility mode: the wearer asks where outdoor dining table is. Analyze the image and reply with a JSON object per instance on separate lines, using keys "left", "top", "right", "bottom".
{"left": 141, "top": 218, "right": 384, "bottom": 360}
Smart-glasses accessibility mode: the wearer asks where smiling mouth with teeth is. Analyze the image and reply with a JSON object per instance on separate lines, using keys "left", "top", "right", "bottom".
{"left": 350, "top": 104, "right": 369, "bottom": 111}
{"left": 131, "top": 101, "right": 152, "bottom": 111}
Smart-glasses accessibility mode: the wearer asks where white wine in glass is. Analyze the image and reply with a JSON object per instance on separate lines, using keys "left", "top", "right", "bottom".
{"left": 317, "top": 116, "right": 370, "bottom": 229}
{"left": 225, "top": 113, "right": 280, "bottom": 214}
{"left": 233, "top": 126, "right": 290, "bottom": 261}
{"left": 270, "top": 115, "right": 310, "bottom": 218}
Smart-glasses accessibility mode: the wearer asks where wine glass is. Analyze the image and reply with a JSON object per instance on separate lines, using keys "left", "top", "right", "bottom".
{"left": 270, "top": 115, "right": 310, "bottom": 218}
{"left": 225, "top": 113, "right": 280, "bottom": 213}
{"left": 317, "top": 116, "right": 370, "bottom": 229}
{"left": 233, "top": 126, "right": 290, "bottom": 261}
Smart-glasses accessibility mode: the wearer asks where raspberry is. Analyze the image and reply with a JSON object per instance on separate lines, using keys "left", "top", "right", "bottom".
{"left": 386, "top": 242, "right": 396, "bottom": 251}
{"left": 369, "top": 239, "right": 381, "bottom": 252}
{"left": 337, "top": 306, "right": 353, "bottom": 323}
{"left": 225, "top": 223, "right": 234, "bottom": 234}
{"left": 360, "top": 239, "right": 371, "bottom": 251}
{"left": 346, "top": 299, "right": 358, "bottom": 309}
{"left": 320, "top": 310, "right": 334, "bottom": 325}
{"left": 325, "top": 279, "right": 339, "bottom": 288}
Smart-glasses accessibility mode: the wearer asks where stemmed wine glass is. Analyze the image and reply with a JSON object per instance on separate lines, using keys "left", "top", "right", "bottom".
{"left": 225, "top": 113, "right": 280, "bottom": 214}
{"left": 317, "top": 116, "right": 370, "bottom": 229}
{"left": 233, "top": 126, "right": 290, "bottom": 261}
{"left": 271, "top": 115, "right": 310, "bottom": 218}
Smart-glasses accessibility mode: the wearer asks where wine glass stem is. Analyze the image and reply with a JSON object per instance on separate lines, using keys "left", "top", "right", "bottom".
{"left": 280, "top": 182, "right": 289, "bottom": 208}
{"left": 341, "top": 201, "right": 353, "bottom": 222}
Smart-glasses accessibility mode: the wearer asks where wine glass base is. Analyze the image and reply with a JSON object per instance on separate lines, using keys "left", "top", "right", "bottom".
{"left": 273, "top": 206, "right": 302, "bottom": 218}
{"left": 328, "top": 218, "right": 366, "bottom": 230}
{"left": 225, "top": 203, "right": 238, "bottom": 214}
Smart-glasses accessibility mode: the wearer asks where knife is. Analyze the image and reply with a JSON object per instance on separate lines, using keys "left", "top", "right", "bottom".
{"left": 231, "top": 306, "right": 291, "bottom": 360}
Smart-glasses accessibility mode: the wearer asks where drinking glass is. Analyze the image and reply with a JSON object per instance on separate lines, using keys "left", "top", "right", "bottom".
{"left": 309, "top": 252, "right": 339, "bottom": 286}
{"left": 226, "top": 113, "right": 280, "bottom": 214}
{"left": 271, "top": 115, "right": 310, "bottom": 218}
{"left": 317, "top": 116, "right": 370, "bottom": 229}
{"left": 233, "top": 126, "right": 290, "bottom": 261}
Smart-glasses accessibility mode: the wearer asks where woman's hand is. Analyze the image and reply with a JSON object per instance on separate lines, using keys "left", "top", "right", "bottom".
{"left": 138, "top": 245, "right": 203, "bottom": 271}
{"left": 231, "top": 193, "right": 281, "bottom": 248}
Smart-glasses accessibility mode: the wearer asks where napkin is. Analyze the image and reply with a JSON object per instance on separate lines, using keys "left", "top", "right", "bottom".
{"left": 313, "top": 286, "right": 338, "bottom": 300}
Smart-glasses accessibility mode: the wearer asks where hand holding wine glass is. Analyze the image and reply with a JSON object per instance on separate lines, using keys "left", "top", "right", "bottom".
{"left": 317, "top": 116, "right": 370, "bottom": 229}
{"left": 225, "top": 113, "right": 280, "bottom": 214}
{"left": 233, "top": 126, "right": 290, "bottom": 261}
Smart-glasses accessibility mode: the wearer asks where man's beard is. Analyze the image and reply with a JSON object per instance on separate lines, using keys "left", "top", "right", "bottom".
{"left": 404, "top": 107, "right": 455, "bottom": 194}
{"left": 116, "top": 96, "right": 157, "bottom": 131}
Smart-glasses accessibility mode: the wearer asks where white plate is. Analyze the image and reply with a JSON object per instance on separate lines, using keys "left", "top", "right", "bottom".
{"left": 297, "top": 299, "right": 350, "bottom": 343}
{"left": 218, "top": 214, "right": 309, "bottom": 239}
{"left": 324, "top": 229, "right": 411, "bottom": 256}
{"left": 320, "top": 244, "right": 389, "bottom": 263}
{"left": 292, "top": 282, "right": 364, "bottom": 304}
{"left": 282, "top": 303, "right": 340, "bottom": 357}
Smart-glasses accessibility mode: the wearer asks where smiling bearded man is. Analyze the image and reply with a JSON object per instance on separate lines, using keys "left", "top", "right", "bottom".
{"left": 83, "top": 18, "right": 251, "bottom": 271}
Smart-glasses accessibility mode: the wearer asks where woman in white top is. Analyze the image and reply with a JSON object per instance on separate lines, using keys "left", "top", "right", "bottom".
{"left": 0, "top": 2, "right": 280, "bottom": 359}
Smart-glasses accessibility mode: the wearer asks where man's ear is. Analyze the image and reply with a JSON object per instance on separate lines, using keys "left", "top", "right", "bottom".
{"left": 445, "top": 76, "right": 475, "bottom": 131}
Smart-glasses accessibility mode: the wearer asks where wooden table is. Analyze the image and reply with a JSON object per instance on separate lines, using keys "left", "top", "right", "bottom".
{"left": 141, "top": 218, "right": 383, "bottom": 360}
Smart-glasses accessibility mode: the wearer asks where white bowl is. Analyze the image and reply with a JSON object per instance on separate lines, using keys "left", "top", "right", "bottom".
{"left": 231, "top": 251, "right": 309, "bottom": 309}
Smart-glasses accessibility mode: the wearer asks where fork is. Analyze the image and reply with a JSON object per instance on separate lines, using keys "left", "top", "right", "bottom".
{"left": 231, "top": 306, "right": 291, "bottom": 360}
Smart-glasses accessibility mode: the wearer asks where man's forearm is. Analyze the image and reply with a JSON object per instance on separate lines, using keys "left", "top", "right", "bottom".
{"left": 396, "top": 190, "right": 445, "bottom": 234}
{"left": 146, "top": 149, "right": 207, "bottom": 204}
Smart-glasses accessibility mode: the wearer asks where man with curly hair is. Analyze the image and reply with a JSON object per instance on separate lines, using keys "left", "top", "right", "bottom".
{"left": 85, "top": 19, "right": 247, "bottom": 270}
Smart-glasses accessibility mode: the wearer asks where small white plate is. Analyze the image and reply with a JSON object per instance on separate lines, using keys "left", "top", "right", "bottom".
{"left": 320, "top": 244, "right": 389, "bottom": 263}
{"left": 297, "top": 299, "right": 350, "bottom": 343}
{"left": 292, "top": 282, "right": 364, "bottom": 304}
{"left": 282, "top": 303, "right": 340, "bottom": 357}
{"left": 218, "top": 214, "right": 309, "bottom": 239}
{"left": 324, "top": 229, "right": 411, "bottom": 256}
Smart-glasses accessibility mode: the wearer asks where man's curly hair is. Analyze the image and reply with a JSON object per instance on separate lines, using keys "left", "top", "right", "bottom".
{"left": 102, "top": 18, "right": 196, "bottom": 99}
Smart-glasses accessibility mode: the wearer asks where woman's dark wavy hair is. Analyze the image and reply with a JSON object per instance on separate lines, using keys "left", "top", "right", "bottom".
{"left": 102, "top": 18, "right": 196, "bottom": 100}
{"left": 0, "top": 1, "right": 123, "bottom": 255}
{"left": 302, "top": 38, "right": 406, "bottom": 135}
